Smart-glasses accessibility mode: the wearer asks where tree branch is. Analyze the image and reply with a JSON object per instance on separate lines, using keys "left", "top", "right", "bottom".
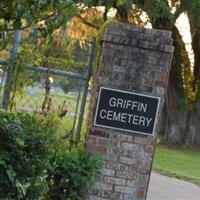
{"left": 76, "top": 15, "right": 100, "bottom": 29}
{"left": 1, "top": 3, "right": 73, "bottom": 32}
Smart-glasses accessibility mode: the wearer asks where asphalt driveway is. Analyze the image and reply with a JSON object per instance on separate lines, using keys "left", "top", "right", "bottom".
{"left": 147, "top": 172, "right": 200, "bottom": 200}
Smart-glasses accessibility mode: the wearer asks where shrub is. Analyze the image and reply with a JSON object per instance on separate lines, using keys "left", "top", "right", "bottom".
{"left": 48, "top": 149, "right": 101, "bottom": 200}
{"left": 0, "top": 111, "right": 59, "bottom": 199}
{"left": 0, "top": 110, "right": 101, "bottom": 200}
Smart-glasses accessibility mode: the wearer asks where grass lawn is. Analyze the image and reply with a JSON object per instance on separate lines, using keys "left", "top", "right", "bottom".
{"left": 56, "top": 116, "right": 88, "bottom": 138}
{"left": 153, "top": 145, "right": 200, "bottom": 185}
{"left": 14, "top": 87, "right": 90, "bottom": 141}
{"left": 15, "top": 90, "right": 79, "bottom": 113}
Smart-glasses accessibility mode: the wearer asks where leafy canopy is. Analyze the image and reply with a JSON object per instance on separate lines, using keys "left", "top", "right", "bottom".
{"left": 0, "top": 0, "right": 77, "bottom": 32}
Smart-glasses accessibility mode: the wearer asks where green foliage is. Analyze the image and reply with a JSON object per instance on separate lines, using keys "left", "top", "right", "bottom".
{"left": 5, "top": 53, "right": 34, "bottom": 110}
{"left": 0, "top": 110, "right": 59, "bottom": 199}
{"left": 145, "top": 0, "right": 172, "bottom": 18}
{"left": 4, "top": 30, "right": 89, "bottom": 110}
{"left": 0, "top": 1, "right": 78, "bottom": 50}
{"left": 0, "top": 0, "right": 77, "bottom": 32}
{"left": 18, "top": 37, "right": 88, "bottom": 71}
{"left": 0, "top": 110, "right": 101, "bottom": 199}
{"left": 135, "top": 0, "right": 173, "bottom": 29}
{"left": 48, "top": 149, "right": 101, "bottom": 200}
{"left": 84, "top": 0, "right": 132, "bottom": 10}
{"left": 181, "top": 0, "right": 200, "bottom": 28}
{"left": 58, "top": 78, "right": 80, "bottom": 93}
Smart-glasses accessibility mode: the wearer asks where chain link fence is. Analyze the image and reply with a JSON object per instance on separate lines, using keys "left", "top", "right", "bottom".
{"left": 0, "top": 31, "right": 96, "bottom": 139}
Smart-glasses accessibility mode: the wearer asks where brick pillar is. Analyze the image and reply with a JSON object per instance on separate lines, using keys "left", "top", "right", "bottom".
{"left": 85, "top": 22, "right": 174, "bottom": 200}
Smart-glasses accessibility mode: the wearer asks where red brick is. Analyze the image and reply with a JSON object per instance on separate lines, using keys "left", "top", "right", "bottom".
{"left": 97, "top": 145, "right": 107, "bottom": 153}
{"left": 86, "top": 135, "right": 97, "bottom": 144}
{"left": 89, "top": 127, "right": 110, "bottom": 138}
{"left": 137, "top": 188, "right": 145, "bottom": 197}
{"left": 157, "top": 74, "right": 167, "bottom": 81}
{"left": 98, "top": 138, "right": 110, "bottom": 146}
{"left": 144, "top": 145, "right": 154, "bottom": 154}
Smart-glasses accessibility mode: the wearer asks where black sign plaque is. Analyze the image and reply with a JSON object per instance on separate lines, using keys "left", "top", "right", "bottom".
{"left": 94, "top": 87, "right": 160, "bottom": 136}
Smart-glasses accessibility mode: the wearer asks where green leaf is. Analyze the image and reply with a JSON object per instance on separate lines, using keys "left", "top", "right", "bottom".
{"left": 16, "top": 180, "right": 27, "bottom": 196}
{"left": 0, "top": 159, "right": 6, "bottom": 167}
{"left": 6, "top": 166, "right": 16, "bottom": 184}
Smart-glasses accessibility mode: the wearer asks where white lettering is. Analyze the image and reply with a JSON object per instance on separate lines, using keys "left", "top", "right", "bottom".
{"left": 121, "top": 113, "right": 127, "bottom": 123}
{"left": 131, "top": 101, "right": 138, "bottom": 110}
{"left": 139, "top": 116, "right": 146, "bottom": 126}
{"left": 100, "top": 109, "right": 107, "bottom": 119}
{"left": 113, "top": 112, "right": 121, "bottom": 121}
{"left": 117, "top": 98, "right": 124, "bottom": 108}
{"left": 99, "top": 109, "right": 153, "bottom": 129}
{"left": 109, "top": 97, "right": 116, "bottom": 107}
{"left": 107, "top": 110, "right": 113, "bottom": 120}
{"left": 123, "top": 100, "right": 127, "bottom": 109}
{"left": 140, "top": 103, "right": 147, "bottom": 113}
{"left": 126, "top": 100, "right": 132, "bottom": 109}
{"left": 137, "top": 102, "right": 141, "bottom": 111}
{"left": 127, "top": 114, "right": 133, "bottom": 123}
{"left": 107, "top": 97, "right": 149, "bottom": 114}
{"left": 132, "top": 115, "right": 139, "bottom": 125}
{"left": 146, "top": 117, "right": 152, "bottom": 127}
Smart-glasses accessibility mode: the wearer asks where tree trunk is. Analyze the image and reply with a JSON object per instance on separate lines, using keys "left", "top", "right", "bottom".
{"left": 162, "top": 71, "right": 189, "bottom": 145}
{"left": 192, "top": 33, "right": 200, "bottom": 80}
{"left": 134, "top": 1, "right": 200, "bottom": 145}
{"left": 115, "top": 5, "right": 129, "bottom": 23}
{"left": 161, "top": 26, "right": 191, "bottom": 145}
{"left": 185, "top": 33, "right": 200, "bottom": 145}
{"left": 184, "top": 102, "right": 200, "bottom": 145}
{"left": 184, "top": 15, "right": 200, "bottom": 146}
{"left": 161, "top": 25, "right": 200, "bottom": 146}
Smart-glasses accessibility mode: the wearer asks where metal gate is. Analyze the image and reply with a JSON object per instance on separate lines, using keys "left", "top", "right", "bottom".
{"left": 0, "top": 31, "right": 96, "bottom": 140}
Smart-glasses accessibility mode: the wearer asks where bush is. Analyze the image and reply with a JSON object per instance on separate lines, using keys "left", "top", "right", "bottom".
{"left": 47, "top": 149, "right": 101, "bottom": 200}
{"left": 0, "top": 111, "right": 59, "bottom": 199}
{"left": 0, "top": 110, "right": 101, "bottom": 200}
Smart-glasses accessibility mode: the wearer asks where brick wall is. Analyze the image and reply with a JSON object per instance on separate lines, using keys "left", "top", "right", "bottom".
{"left": 85, "top": 22, "right": 174, "bottom": 200}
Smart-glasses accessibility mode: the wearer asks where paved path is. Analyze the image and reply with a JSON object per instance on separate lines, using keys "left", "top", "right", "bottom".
{"left": 147, "top": 172, "right": 200, "bottom": 200}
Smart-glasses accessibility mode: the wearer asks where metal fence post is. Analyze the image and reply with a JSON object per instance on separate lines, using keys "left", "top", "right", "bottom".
{"left": 2, "top": 30, "right": 21, "bottom": 110}
{"left": 75, "top": 37, "right": 96, "bottom": 140}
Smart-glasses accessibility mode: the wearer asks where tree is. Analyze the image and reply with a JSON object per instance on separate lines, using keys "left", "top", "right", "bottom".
{"left": 77, "top": 0, "right": 200, "bottom": 145}
{"left": 0, "top": 1, "right": 77, "bottom": 31}
{"left": 131, "top": 0, "right": 200, "bottom": 145}
{"left": 178, "top": 0, "right": 200, "bottom": 145}
{"left": 0, "top": 1, "right": 79, "bottom": 111}
{"left": 1, "top": 0, "right": 200, "bottom": 145}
